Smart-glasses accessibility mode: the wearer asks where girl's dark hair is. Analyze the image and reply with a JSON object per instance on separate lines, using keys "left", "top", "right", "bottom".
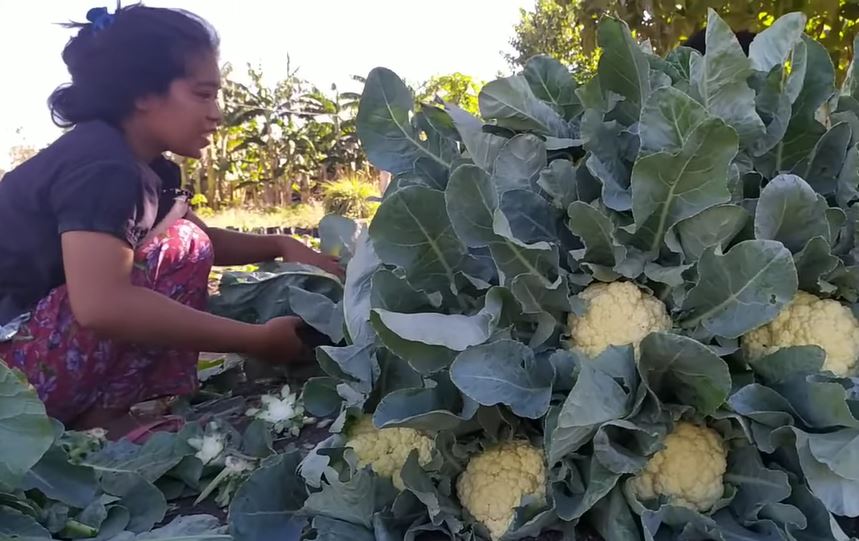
{"left": 48, "top": 3, "right": 220, "bottom": 128}
{"left": 683, "top": 27, "right": 756, "bottom": 56}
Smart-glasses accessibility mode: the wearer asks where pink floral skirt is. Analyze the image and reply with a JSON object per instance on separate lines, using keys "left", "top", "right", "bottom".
{"left": 0, "top": 219, "right": 213, "bottom": 424}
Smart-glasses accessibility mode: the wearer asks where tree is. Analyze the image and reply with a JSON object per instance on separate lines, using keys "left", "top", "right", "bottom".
{"left": 176, "top": 62, "right": 368, "bottom": 209}
{"left": 416, "top": 72, "right": 484, "bottom": 115}
{"left": 506, "top": 0, "right": 598, "bottom": 79}
{"left": 509, "top": 0, "right": 859, "bottom": 79}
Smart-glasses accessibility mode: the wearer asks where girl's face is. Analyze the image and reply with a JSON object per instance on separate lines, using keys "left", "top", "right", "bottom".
{"left": 136, "top": 51, "right": 223, "bottom": 159}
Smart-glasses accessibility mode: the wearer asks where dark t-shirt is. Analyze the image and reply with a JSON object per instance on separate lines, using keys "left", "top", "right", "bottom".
{"left": 0, "top": 120, "right": 183, "bottom": 325}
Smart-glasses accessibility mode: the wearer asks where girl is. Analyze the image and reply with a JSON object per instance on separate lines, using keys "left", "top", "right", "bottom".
{"left": 0, "top": 4, "right": 343, "bottom": 438}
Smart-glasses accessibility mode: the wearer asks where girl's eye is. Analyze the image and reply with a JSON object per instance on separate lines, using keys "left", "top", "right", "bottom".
{"left": 195, "top": 91, "right": 216, "bottom": 100}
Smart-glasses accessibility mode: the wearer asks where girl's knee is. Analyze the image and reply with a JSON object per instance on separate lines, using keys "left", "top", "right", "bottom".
{"left": 135, "top": 219, "right": 214, "bottom": 284}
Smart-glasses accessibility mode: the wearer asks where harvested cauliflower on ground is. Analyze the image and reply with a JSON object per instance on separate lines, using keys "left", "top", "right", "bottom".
{"left": 630, "top": 422, "right": 727, "bottom": 512}
{"left": 456, "top": 440, "right": 546, "bottom": 540}
{"left": 345, "top": 415, "right": 433, "bottom": 491}
{"left": 742, "top": 291, "right": 859, "bottom": 376}
{"left": 567, "top": 281, "right": 672, "bottom": 357}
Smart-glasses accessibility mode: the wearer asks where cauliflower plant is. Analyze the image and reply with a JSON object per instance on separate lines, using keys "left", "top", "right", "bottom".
{"left": 456, "top": 440, "right": 546, "bottom": 540}
{"left": 246, "top": 384, "right": 306, "bottom": 436}
{"left": 742, "top": 291, "right": 859, "bottom": 376}
{"left": 187, "top": 422, "right": 227, "bottom": 466}
{"left": 629, "top": 422, "right": 727, "bottom": 512}
{"left": 567, "top": 281, "right": 672, "bottom": 357}
{"left": 345, "top": 415, "right": 434, "bottom": 491}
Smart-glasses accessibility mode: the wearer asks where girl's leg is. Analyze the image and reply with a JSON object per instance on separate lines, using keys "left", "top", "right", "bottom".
{"left": 0, "top": 219, "right": 214, "bottom": 428}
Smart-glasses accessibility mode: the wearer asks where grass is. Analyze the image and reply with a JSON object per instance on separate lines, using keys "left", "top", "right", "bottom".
{"left": 200, "top": 203, "right": 326, "bottom": 231}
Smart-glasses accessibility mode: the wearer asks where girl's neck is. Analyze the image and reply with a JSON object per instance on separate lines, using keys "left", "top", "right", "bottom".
{"left": 120, "top": 119, "right": 164, "bottom": 163}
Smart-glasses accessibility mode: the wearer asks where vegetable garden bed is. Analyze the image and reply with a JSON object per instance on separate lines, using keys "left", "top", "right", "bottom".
{"left": 4, "top": 8, "right": 859, "bottom": 541}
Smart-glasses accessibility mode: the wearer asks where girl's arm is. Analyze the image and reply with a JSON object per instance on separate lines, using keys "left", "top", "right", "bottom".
{"left": 184, "top": 211, "right": 344, "bottom": 277}
{"left": 60, "top": 230, "right": 305, "bottom": 359}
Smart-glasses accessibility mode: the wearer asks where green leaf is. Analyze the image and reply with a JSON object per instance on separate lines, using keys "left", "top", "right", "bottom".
{"left": 750, "top": 66, "right": 793, "bottom": 158}
{"left": 747, "top": 346, "right": 826, "bottom": 385}
{"left": 772, "top": 375, "right": 859, "bottom": 429}
{"left": 489, "top": 212, "right": 560, "bottom": 289}
{"left": 680, "top": 240, "right": 797, "bottom": 338}
{"left": 443, "top": 102, "right": 507, "bottom": 173}
{"left": 590, "top": 485, "right": 640, "bottom": 541}
{"left": 343, "top": 230, "right": 381, "bottom": 346}
{"left": 552, "top": 457, "right": 621, "bottom": 521}
{"left": 369, "top": 185, "right": 466, "bottom": 294}
{"left": 97, "top": 471, "right": 166, "bottom": 533}
{"left": 691, "top": 10, "right": 764, "bottom": 146}
{"left": 638, "top": 87, "right": 709, "bottom": 153}
{"left": 110, "top": 515, "right": 230, "bottom": 541}
{"left": 674, "top": 204, "right": 749, "bottom": 261}
{"left": 370, "top": 309, "right": 494, "bottom": 374}
{"left": 784, "top": 482, "right": 852, "bottom": 540}
{"left": 596, "top": 18, "right": 651, "bottom": 113}
{"left": 796, "top": 122, "right": 852, "bottom": 195}
{"left": 793, "top": 237, "right": 841, "bottom": 294}
{"left": 357, "top": 67, "right": 451, "bottom": 174}
{"left": 307, "top": 517, "right": 374, "bottom": 541}
{"left": 0, "top": 506, "right": 50, "bottom": 538}
{"left": 726, "top": 445, "right": 791, "bottom": 522}
{"left": 478, "top": 75, "right": 571, "bottom": 137}
{"left": 303, "top": 377, "right": 343, "bottom": 418}
{"left": 748, "top": 12, "right": 806, "bottom": 73}
{"left": 592, "top": 419, "right": 665, "bottom": 474}
{"left": 499, "top": 189, "right": 557, "bottom": 244}
{"left": 0, "top": 361, "right": 54, "bottom": 489}
{"left": 631, "top": 117, "right": 738, "bottom": 254}
{"left": 523, "top": 55, "right": 581, "bottom": 119}
{"left": 754, "top": 174, "right": 830, "bottom": 253}
{"left": 20, "top": 444, "right": 98, "bottom": 509}
{"left": 765, "top": 37, "right": 835, "bottom": 173}
{"left": 492, "top": 134, "right": 547, "bottom": 193}
{"left": 372, "top": 376, "right": 478, "bottom": 432}
{"left": 400, "top": 452, "right": 463, "bottom": 531}
{"left": 229, "top": 452, "right": 307, "bottom": 541}
{"left": 208, "top": 262, "right": 342, "bottom": 325}
{"left": 567, "top": 201, "right": 624, "bottom": 268}
{"left": 538, "top": 159, "right": 599, "bottom": 211}
{"left": 414, "top": 110, "right": 459, "bottom": 175}
{"left": 319, "top": 214, "right": 359, "bottom": 263}
{"left": 638, "top": 333, "right": 731, "bottom": 415}
{"left": 317, "top": 343, "right": 377, "bottom": 393}
{"left": 556, "top": 346, "right": 636, "bottom": 431}
{"left": 837, "top": 143, "right": 859, "bottom": 208}
{"left": 303, "top": 467, "right": 397, "bottom": 530}
{"left": 450, "top": 340, "right": 554, "bottom": 419}
{"left": 581, "top": 112, "right": 632, "bottom": 211}
{"left": 445, "top": 164, "right": 498, "bottom": 247}
{"left": 288, "top": 287, "right": 344, "bottom": 343}
{"left": 793, "top": 429, "right": 859, "bottom": 517}
{"left": 371, "top": 268, "right": 439, "bottom": 314}
{"left": 806, "top": 429, "right": 859, "bottom": 481}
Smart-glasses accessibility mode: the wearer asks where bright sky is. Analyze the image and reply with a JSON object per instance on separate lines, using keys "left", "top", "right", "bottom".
{"left": 0, "top": 0, "right": 534, "bottom": 169}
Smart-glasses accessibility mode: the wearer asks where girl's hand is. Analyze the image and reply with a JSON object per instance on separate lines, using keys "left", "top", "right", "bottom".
{"left": 280, "top": 238, "right": 345, "bottom": 278}
{"left": 249, "top": 316, "right": 314, "bottom": 364}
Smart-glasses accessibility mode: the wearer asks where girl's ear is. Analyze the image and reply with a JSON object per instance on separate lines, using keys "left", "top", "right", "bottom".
{"left": 134, "top": 92, "right": 163, "bottom": 113}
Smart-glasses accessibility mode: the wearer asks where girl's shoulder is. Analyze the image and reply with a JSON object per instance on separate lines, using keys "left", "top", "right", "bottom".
{"left": 48, "top": 120, "right": 137, "bottom": 168}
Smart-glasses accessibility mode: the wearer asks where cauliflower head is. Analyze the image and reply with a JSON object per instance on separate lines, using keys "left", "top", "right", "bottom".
{"left": 629, "top": 422, "right": 727, "bottom": 512}
{"left": 345, "top": 416, "right": 433, "bottom": 491}
{"left": 567, "top": 281, "right": 671, "bottom": 357}
{"left": 456, "top": 440, "right": 546, "bottom": 540}
{"left": 741, "top": 291, "right": 859, "bottom": 376}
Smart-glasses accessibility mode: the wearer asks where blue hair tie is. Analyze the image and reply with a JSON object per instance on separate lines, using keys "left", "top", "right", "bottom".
{"left": 86, "top": 7, "right": 115, "bottom": 33}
